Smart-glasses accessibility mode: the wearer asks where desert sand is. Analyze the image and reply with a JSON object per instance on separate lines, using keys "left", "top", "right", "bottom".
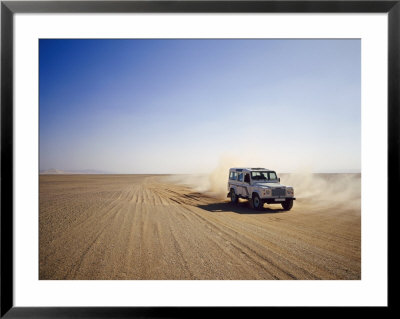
{"left": 39, "top": 174, "right": 361, "bottom": 280}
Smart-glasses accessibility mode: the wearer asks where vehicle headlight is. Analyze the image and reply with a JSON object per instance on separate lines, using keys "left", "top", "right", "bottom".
{"left": 286, "top": 187, "right": 294, "bottom": 195}
{"left": 264, "top": 188, "right": 271, "bottom": 196}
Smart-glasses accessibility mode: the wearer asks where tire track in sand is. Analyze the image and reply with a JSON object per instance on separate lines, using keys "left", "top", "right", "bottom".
{"left": 40, "top": 174, "right": 361, "bottom": 280}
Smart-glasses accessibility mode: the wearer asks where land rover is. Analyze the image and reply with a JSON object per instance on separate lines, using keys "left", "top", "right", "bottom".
{"left": 227, "top": 168, "right": 295, "bottom": 210}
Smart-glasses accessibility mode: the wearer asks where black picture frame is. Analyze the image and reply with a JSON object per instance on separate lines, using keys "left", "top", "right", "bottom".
{"left": 1, "top": 0, "right": 396, "bottom": 317}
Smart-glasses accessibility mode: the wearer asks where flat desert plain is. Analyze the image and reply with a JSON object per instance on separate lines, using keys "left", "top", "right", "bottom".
{"left": 39, "top": 174, "right": 361, "bottom": 280}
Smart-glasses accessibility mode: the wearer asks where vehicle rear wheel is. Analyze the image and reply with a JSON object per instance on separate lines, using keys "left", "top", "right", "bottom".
{"left": 281, "top": 199, "right": 293, "bottom": 211}
{"left": 230, "top": 189, "right": 238, "bottom": 204}
{"left": 251, "top": 193, "right": 263, "bottom": 210}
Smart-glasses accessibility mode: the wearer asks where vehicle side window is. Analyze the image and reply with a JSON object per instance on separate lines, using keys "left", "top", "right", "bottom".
{"left": 229, "top": 171, "right": 237, "bottom": 180}
{"left": 238, "top": 173, "right": 243, "bottom": 182}
{"left": 244, "top": 174, "right": 250, "bottom": 183}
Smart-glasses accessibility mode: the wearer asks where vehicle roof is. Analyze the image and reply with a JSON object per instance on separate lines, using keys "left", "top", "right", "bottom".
{"left": 229, "top": 167, "right": 273, "bottom": 172}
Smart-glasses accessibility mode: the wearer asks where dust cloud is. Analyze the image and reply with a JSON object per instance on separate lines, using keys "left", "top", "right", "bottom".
{"left": 280, "top": 171, "right": 361, "bottom": 210}
{"left": 165, "top": 155, "right": 245, "bottom": 199}
{"left": 166, "top": 156, "right": 361, "bottom": 211}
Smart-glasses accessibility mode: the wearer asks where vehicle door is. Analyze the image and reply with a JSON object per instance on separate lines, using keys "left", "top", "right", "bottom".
{"left": 243, "top": 173, "right": 251, "bottom": 198}
{"left": 236, "top": 172, "right": 244, "bottom": 196}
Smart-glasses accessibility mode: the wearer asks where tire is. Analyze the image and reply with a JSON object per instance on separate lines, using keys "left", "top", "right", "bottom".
{"left": 281, "top": 199, "right": 293, "bottom": 211}
{"left": 251, "top": 193, "right": 263, "bottom": 210}
{"left": 230, "top": 189, "right": 238, "bottom": 204}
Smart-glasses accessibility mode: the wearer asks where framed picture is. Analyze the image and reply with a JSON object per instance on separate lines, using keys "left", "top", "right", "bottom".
{"left": 1, "top": 0, "right": 395, "bottom": 317}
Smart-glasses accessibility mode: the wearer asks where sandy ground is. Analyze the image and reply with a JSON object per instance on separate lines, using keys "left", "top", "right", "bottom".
{"left": 39, "top": 174, "right": 361, "bottom": 280}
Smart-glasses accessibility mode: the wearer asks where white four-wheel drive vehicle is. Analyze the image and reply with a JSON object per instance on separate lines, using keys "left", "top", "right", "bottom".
{"left": 227, "top": 168, "right": 295, "bottom": 210}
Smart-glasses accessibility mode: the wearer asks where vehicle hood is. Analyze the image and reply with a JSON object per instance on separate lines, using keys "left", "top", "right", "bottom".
{"left": 253, "top": 182, "right": 288, "bottom": 188}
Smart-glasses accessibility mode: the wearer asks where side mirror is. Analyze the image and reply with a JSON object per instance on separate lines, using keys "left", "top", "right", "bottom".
{"left": 278, "top": 178, "right": 280, "bottom": 182}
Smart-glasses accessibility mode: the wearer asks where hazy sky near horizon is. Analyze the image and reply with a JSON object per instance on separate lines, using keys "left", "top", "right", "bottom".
{"left": 40, "top": 39, "right": 360, "bottom": 174}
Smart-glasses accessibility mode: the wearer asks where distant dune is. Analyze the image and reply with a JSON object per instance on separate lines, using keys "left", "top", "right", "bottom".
{"left": 40, "top": 169, "right": 110, "bottom": 174}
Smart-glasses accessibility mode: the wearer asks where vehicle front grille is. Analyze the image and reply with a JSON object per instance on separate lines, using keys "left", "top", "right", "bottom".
{"left": 272, "top": 188, "right": 286, "bottom": 197}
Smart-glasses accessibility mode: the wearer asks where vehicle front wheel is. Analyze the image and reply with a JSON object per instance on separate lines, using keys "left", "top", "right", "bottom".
{"left": 251, "top": 193, "right": 263, "bottom": 210}
{"left": 230, "top": 189, "right": 238, "bottom": 204}
{"left": 281, "top": 199, "right": 293, "bottom": 211}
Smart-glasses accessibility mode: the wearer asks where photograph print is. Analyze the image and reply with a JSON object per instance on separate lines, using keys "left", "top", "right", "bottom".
{"left": 39, "top": 39, "right": 361, "bottom": 280}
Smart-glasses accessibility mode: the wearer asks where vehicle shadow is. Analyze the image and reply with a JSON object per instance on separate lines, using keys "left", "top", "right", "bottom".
{"left": 197, "top": 201, "right": 288, "bottom": 215}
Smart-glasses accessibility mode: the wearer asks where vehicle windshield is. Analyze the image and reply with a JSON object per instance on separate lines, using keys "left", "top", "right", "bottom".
{"left": 251, "top": 171, "right": 277, "bottom": 181}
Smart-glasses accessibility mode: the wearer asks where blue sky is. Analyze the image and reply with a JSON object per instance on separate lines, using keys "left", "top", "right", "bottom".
{"left": 39, "top": 39, "right": 360, "bottom": 174}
